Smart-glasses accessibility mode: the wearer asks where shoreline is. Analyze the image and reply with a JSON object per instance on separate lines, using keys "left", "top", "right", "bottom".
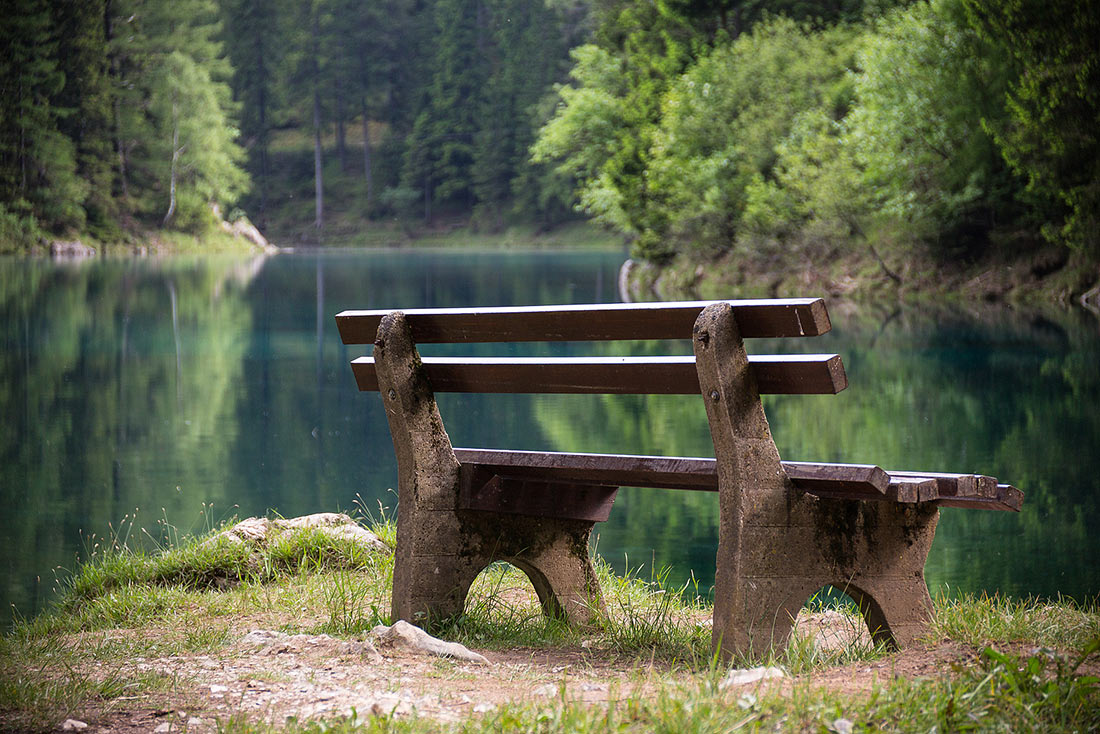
{"left": 619, "top": 246, "right": 1100, "bottom": 313}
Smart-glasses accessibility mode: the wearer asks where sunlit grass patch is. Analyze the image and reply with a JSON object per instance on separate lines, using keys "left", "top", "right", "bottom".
{"left": 450, "top": 562, "right": 576, "bottom": 650}
{"left": 932, "top": 590, "right": 1100, "bottom": 651}
{"left": 593, "top": 559, "right": 712, "bottom": 664}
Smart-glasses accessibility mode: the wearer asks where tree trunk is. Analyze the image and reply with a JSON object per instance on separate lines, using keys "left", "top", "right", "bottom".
{"left": 163, "top": 101, "right": 180, "bottom": 227}
{"left": 424, "top": 170, "right": 431, "bottom": 224}
{"left": 313, "top": 89, "right": 324, "bottom": 235}
{"left": 335, "top": 89, "right": 347, "bottom": 172}
{"left": 255, "top": 28, "right": 269, "bottom": 228}
{"left": 361, "top": 96, "right": 372, "bottom": 207}
{"left": 106, "top": 2, "right": 130, "bottom": 203}
{"left": 311, "top": 7, "right": 324, "bottom": 236}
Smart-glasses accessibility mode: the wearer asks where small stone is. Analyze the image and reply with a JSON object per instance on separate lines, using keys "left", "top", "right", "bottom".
{"left": 372, "top": 620, "right": 489, "bottom": 665}
{"left": 152, "top": 723, "right": 173, "bottom": 733}
{"left": 209, "top": 684, "right": 229, "bottom": 694}
{"left": 831, "top": 718, "right": 854, "bottom": 734}
{"left": 532, "top": 683, "right": 559, "bottom": 697}
{"left": 472, "top": 703, "right": 494, "bottom": 713}
{"left": 240, "top": 629, "right": 286, "bottom": 646}
{"left": 369, "top": 698, "right": 412, "bottom": 717}
{"left": 719, "top": 665, "right": 787, "bottom": 689}
{"left": 60, "top": 720, "right": 88, "bottom": 731}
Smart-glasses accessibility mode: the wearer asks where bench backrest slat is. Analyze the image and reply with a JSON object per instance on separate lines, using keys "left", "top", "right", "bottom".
{"left": 336, "top": 298, "right": 830, "bottom": 344}
{"left": 351, "top": 354, "right": 847, "bottom": 395}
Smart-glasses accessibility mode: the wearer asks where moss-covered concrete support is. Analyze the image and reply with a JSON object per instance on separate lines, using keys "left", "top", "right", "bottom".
{"left": 373, "top": 312, "right": 602, "bottom": 627}
{"left": 693, "top": 302, "right": 938, "bottom": 659}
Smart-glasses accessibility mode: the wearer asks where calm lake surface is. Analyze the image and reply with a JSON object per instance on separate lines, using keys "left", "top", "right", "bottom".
{"left": 3, "top": 249, "right": 1098, "bottom": 624}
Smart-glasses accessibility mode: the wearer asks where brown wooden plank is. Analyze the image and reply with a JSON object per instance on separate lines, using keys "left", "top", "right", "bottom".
{"left": 455, "top": 450, "right": 887, "bottom": 498}
{"left": 782, "top": 461, "right": 889, "bottom": 497}
{"left": 937, "top": 483, "right": 1022, "bottom": 512}
{"left": 351, "top": 354, "right": 847, "bottom": 395}
{"left": 454, "top": 449, "right": 1022, "bottom": 509}
{"left": 997, "top": 483, "right": 1024, "bottom": 510}
{"left": 887, "top": 470, "right": 999, "bottom": 499}
{"left": 336, "top": 298, "right": 831, "bottom": 344}
{"left": 454, "top": 449, "right": 719, "bottom": 491}
{"left": 887, "top": 477, "right": 938, "bottom": 503}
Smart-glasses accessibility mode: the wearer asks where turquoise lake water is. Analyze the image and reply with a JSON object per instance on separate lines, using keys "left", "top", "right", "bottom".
{"left": 2, "top": 249, "right": 1098, "bottom": 624}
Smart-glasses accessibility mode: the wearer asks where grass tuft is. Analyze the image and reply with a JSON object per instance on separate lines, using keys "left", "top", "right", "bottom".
{"left": 593, "top": 559, "right": 711, "bottom": 664}
{"left": 932, "top": 591, "right": 1100, "bottom": 650}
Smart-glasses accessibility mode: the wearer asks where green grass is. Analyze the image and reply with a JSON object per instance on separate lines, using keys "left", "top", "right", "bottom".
{"left": 2, "top": 515, "right": 1098, "bottom": 733}
{"left": 932, "top": 590, "right": 1100, "bottom": 650}
{"left": 407, "top": 221, "right": 624, "bottom": 250}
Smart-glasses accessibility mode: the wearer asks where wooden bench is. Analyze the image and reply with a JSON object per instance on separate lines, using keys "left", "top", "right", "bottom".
{"left": 336, "top": 300, "right": 1021, "bottom": 658}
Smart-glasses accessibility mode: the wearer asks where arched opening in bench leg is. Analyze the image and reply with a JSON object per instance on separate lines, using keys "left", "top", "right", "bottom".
{"left": 817, "top": 580, "right": 932, "bottom": 650}
{"left": 464, "top": 561, "right": 550, "bottom": 626}
{"left": 461, "top": 557, "right": 601, "bottom": 628}
{"left": 793, "top": 585, "right": 876, "bottom": 656}
{"left": 506, "top": 555, "right": 602, "bottom": 625}
{"left": 840, "top": 578, "right": 933, "bottom": 649}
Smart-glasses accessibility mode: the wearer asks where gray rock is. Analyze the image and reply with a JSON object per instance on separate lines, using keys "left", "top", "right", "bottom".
{"left": 832, "top": 718, "right": 854, "bottom": 734}
{"left": 205, "top": 513, "right": 388, "bottom": 554}
{"left": 59, "top": 720, "right": 88, "bottom": 731}
{"left": 49, "top": 241, "right": 96, "bottom": 259}
{"left": 371, "top": 621, "right": 490, "bottom": 665}
{"left": 719, "top": 665, "right": 787, "bottom": 689}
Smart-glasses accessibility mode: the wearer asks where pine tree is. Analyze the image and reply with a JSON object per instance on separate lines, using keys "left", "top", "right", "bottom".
{"left": 222, "top": 0, "right": 290, "bottom": 229}
{"left": 52, "top": 0, "right": 118, "bottom": 237}
{"left": 0, "top": 0, "right": 86, "bottom": 232}
{"left": 401, "top": 0, "right": 487, "bottom": 219}
{"left": 472, "top": 0, "right": 569, "bottom": 229}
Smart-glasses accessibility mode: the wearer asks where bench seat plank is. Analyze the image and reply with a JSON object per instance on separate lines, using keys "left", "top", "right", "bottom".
{"left": 454, "top": 450, "right": 890, "bottom": 498}
{"left": 886, "top": 470, "right": 999, "bottom": 499}
{"left": 452, "top": 449, "right": 1020, "bottom": 511}
{"left": 455, "top": 449, "right": 720, "bottom": 491}
{"left": 935, "top": 484, "right": 1022, "bottom": 512}
{"left": 336, "top": 298, "right": 831, "bottom": 344}
{"left": 351, "top": 354, "right": 848, "bottom": 395}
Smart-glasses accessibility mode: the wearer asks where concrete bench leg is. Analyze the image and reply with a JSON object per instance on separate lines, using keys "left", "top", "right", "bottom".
{"left": 374, "top": 312, "right": 602, "bottom": 627}
{"left": 693, "top": 303, "right": 938, "bottom": 660}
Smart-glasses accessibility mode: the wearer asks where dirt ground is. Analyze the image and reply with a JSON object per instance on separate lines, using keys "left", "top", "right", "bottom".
{"left": 57, "top": 612, "right": 1005, "bottom": 733}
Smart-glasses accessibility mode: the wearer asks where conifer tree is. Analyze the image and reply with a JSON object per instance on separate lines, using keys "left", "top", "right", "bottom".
{"left": 0, "top": 0, "right": 86, "bottom": 232}
{"left": 222, "top": 0, "right": 290, "bottom": 229}
{"left": 52, "top": 0, "right": 117, "bottom": 236}
{"left": 401, "top": 0, "right": 487, "bottom": 219}
{"left": 472, "top": 0, "right": 568, "bottom": 229}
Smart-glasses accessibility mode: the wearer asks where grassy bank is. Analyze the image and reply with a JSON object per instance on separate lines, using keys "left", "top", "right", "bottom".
{"left": 1, "top": 515, "right": 1098, "bottom": 732}
{"left": 270, "top": 219, "right": 623, "bottom": 251}
{"left": 6, "top": 225, "right": 275, "bottom": 259}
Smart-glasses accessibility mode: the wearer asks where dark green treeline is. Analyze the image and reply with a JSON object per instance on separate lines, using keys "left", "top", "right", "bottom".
{"left": 0, "top": 0, "right": 588, "bottom": 249}
{"left": 232, "top": 0, "right": 584, "bottom": 240}
{"left": 4, "top": 0, "right": 1097, "bottom": 260}
{"left": 0, "top": 0, "right": 247, "bottom": 249}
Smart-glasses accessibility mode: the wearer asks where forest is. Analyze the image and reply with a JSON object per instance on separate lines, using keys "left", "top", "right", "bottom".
{"left": 1, "top": 0, "right": 1098, "bottom": 283}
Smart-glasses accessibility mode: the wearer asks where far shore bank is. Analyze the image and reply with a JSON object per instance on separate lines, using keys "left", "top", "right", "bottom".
{"left": 621, "top": 244, "right": 1100, "bottom": 312}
